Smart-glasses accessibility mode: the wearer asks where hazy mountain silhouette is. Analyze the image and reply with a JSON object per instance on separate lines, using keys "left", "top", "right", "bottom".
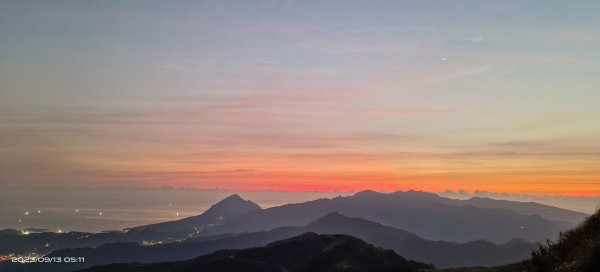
{"left": 131, "top": 194, "right": 261, "bottom": 233}
{"left": 200, "top": 190, "right": 564, "bottom": 243}
{"left": 1, "top": 213, "right": 537, "bottom": 272}
{"left": 0, "top": 192, "right": 580, "bottom": 272}
{"left": 302, "top": 212, "right": 419, "bottom": 240}
{"left": 124, "top": 191, "right": 578, "bottom": 243}
{"left": 0, "top": 229, "right": 20, "bottom": 235}
{"left": 77, "top": 233, "right": 433, "bottom": 272}
{"left": 302, "top": 213, "right": 536, "bottom": 267}
{"left": 427, "top": 194, "right": 588, "bottom": 225}
{"left": 435, "top": 209, "right": 600, "bottom": 272}
{"left": 2, "top": 191, "right": 569, "bottom": 257}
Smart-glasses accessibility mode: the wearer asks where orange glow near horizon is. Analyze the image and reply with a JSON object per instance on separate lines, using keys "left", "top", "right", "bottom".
{"left": 4, "top": 137, "right": 599, "bottom": 196}
{"left": 3, "top": 142, "right": 596, "bottom": 196}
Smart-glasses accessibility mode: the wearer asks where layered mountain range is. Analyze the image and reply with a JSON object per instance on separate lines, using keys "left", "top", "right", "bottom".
{"left": 79, "top": 233, "right": 434, "bottom": 272}
{"left": 136, "top": 191, "right": 583, "bottom": 243}
{"left": 0, "top": 190, "right": 591, "bottom": 272}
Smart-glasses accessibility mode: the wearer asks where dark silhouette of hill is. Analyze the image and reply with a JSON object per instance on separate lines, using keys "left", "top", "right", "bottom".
{"left": 302, "top": 212, "right": 419, "bottom": 240}
{"left": 437, "top": 262, "right": 528, "bottom": 272}
{"left": 529, "top": 208, "right": 600, "bottom": 272}
{"left": 204, "top": 190, "right": 565, "bottom": 243}
{"left": 1, "top": 213, "right": 536, "bottom": 272}
{"left": 0, "top": 229, "right": 20, "bottom": 235}
{"left": 77, "top": 233, "right": 433, "bottom": 272}
{"left": 130, "top": 194, "right": 261, "bottom": 232}
{"left": 287, "top": 213, "right": 535, "bottom": 267}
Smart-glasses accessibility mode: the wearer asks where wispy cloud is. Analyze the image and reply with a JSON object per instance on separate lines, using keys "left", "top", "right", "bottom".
{"left": 348, "top": 108, "right": 459, "bottom": 116}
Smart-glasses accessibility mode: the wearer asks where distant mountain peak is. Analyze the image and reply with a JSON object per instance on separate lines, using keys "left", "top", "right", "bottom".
{"left": 219, "top": 193, "right": 244, "bottom": 203}
{"left": 322, "top": 211, "right": 345, "bottom": 218}
{"left": 203, "top": 194, "right": 262, "bottom": 219}
{"left": 393, "top": 190, "right": 440, "bottom": 198}
{"left": 307, "top": 212, "right": 354, "bottom": 225}
{"left": 354, "top": 189, "right": 440, "bottom": 199}
{"left": 353, "top": 190, "right": 382, "bottom": 197}
{"left": 129, "top": 194, "right": 261, "bottom": 232}
{"left": 306, "top": 212, "right": 419, "bottom": 240}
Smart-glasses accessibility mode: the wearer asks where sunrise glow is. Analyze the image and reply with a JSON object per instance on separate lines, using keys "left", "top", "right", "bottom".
{"left": 1, "top": 1, "right": 599, "bottom": 196}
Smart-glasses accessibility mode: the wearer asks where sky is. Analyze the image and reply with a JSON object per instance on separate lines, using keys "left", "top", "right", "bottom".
{"left": 1, "top": 0, "right": 600, "bottom": 196}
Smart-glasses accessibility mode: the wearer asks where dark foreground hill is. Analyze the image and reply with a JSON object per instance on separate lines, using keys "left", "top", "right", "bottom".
{"left": 529, "top": 208, "right": 600, "bottom": 272}
{"left": 78, "top": 233, "right": 433, "bottom": 272}
{"left": 437, "top": 262, "right": 528, "bottom": 272}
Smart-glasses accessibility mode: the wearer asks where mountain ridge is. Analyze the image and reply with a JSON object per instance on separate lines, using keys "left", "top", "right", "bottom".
{"left": 130, "top": 194, "right": 261, "bottom": 233}
{"left": 203, "top": 191, "right": 565, "bottom": 243}
{"left": 0, "top": 213, "right": 537, "bottom": 272}
{"left": 77, "top": 232, "right": 433, "bottom": 272}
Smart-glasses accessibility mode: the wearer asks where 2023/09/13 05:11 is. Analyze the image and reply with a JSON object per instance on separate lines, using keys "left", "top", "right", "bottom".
{"left": 11, "top": 256, "right": 85, "bottom": 263}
